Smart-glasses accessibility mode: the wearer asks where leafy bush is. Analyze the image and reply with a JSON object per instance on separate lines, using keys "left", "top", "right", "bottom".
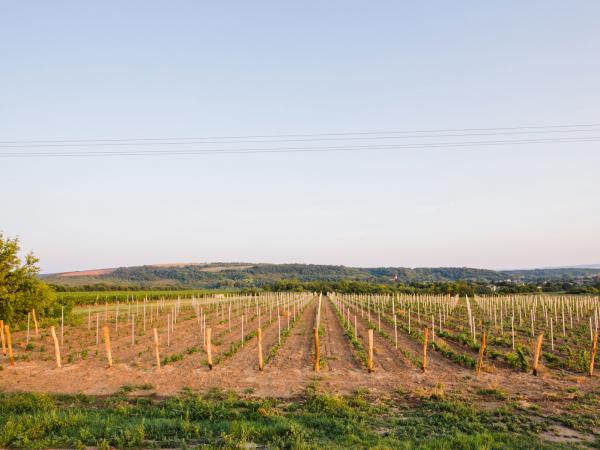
{"left": 0, "top": 233, "right": 61, "bottom": 324}
{"left": 503, "top": 345, "right": 530, "bottom": 372}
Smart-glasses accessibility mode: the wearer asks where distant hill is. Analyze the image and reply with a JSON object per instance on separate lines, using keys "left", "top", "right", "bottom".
{"left": 41, "top": 262, "right": 600, "bottom": 290}
{"left": 540, "top": 264, "right": 600, "bottom": 270}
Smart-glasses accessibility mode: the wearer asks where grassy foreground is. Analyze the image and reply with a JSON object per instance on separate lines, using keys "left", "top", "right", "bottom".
{"left": 0, "top": 384, "right": 597, "bottom": 449}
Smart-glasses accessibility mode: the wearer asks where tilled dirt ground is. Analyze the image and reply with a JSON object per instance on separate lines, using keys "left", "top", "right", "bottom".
{"left": 1, "top": 297, "right": 599, "bottom": 412}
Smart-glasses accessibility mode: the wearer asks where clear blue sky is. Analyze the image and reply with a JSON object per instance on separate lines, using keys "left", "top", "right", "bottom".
{"left": 1, "top": 1, "right": 599, "bottom": 273}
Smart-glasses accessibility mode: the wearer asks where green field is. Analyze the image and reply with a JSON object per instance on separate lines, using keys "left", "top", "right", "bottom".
{"left": 56, "top": 290, "right": 235, "bottom": 306}
{"left": 1, "top": 383, "right": 597, "bottom": 449}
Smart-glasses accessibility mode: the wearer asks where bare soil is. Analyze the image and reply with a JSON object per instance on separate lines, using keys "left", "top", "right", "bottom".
{"left": 1, "top": 296, "right": 599, "bottom": 421}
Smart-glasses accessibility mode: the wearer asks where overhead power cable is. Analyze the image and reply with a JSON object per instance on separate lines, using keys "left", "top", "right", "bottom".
{"left": 0, "top": 127, "right": 599, "bottom": 149}
{"left": 1, "top": 135, "right": 598, "bottom": 158}
{"left": 0, "top": 122, "right": 598, "bottom": 146}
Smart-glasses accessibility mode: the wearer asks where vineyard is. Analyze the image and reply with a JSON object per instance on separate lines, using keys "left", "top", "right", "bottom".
{"left": 0, "top": 292, "right": 597, "bottom": 400}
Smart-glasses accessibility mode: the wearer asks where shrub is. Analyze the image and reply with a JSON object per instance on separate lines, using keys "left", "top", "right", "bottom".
{"left": 0, "top": 233, "right": 63, "bottom": 324}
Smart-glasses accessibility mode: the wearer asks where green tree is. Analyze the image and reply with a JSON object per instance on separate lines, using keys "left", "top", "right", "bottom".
{"left": 0, "top": 233, "right": 56, "bottom": 324}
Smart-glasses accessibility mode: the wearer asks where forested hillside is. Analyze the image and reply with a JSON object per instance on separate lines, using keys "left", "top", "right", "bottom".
{"left": 42, "top": 263, "right": 600, "bottom": 291}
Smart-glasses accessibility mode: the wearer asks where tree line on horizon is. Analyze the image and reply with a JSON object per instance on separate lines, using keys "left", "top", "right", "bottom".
{"left": 2, "top": 231, "right": 600, "bottom": 324}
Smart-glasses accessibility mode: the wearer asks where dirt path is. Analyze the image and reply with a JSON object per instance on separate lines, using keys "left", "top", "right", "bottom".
{"left": 333, "top": 299, "right": 481, "bottom": 394}
{"left": 218, "top": 310, "right": 281, "bottom": 372}
{"left": 267, "top": 300, "right": 317, "bottom": 371}
{"left": 379, "top": 311, "right": 467, "bottom": 376}
{"left": 350, "top": 307, "right": 413, "bottom": 373}
{"left": 320, "top": 298, "right": 363, "bottom": 371}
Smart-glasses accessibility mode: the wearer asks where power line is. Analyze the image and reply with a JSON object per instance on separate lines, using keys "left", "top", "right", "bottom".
{"left": 1, "top": 135, "right": 598, "bottom": 158}
{"left": 0, "top": 122, "right": 598, "bottom": 146}
{"left": 1, "top": 127, "right": 599, "bottom": 149}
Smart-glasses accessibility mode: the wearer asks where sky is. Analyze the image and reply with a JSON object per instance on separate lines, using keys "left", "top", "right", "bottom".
{"left": 1, "top": 1, "right": 599, "bottom": 273}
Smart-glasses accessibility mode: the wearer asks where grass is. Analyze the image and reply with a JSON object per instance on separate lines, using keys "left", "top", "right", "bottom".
{"left": 476, "top": 387, "right": 508, "bottom": 400}
{"left": 0, "top": 388, "right": 584, "bottom": 449}
{"left": 162, "top": 353, "right": 184, "bottom": 365}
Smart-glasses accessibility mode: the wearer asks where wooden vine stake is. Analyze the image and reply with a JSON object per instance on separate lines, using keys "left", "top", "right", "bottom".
{"left": 96, "top": 313, "right": 100, "bottom": 345}
{"left": 550, "top": 317, "right": 554, "bottom": 351}
{"left": 32, "top": 309, "right": 39, "bottom": 337}
{"left": 590, "top": 332, "right": 598, "bottom": 377}
{"left": 367, "top": 329, "right": 374, "bottom": 373}
{"left": 422, "top": 327, "right": 429, "bottom": 372}
{"left": 314, "top": 327, "right": 320, "bottom": 372}
{"left": 0, "top": 320, "right": 6, "bottom": 356}
{"left": 257, "top": 328, "right": 263, "bottom": 371}
{"left": 153, "top": 328, "right": 161, "bottom": 370}
{"left": 50, "top": 326, "right": 61, "bottom": 368}
{"left": 4, "top": 325, "right": 14, "bottom": 367}
{"left": 102, "top": 326, "right": 113, "bottom": 368}
{"left": 532, "top": 332, "right": 544, "bottom": 376}
{"left": 476, "top": 331, "right": 487, "bottom": 376}
{"left": 206, "top": 327, "right": 213, "bottom": 370}
{"left": 394, "top": 314, "right": 398, "bottom": 349}
{"left": 167, "top": 314, "right": 171, "bottom": 347}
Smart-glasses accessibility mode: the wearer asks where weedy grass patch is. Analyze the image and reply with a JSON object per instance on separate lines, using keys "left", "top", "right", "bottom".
{"left": 0, "top": 388, "right": 581, "bottom": 449}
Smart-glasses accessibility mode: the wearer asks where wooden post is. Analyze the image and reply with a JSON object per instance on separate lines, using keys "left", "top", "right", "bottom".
{"left": 167, "top": 314, "right": 171, "bottom": 347}
{"left": 4, "top": 325, "right": 15, "bottom": 367}
{"left": 50, "top": 326, "right": 61, "bottom": 368}
{"left": 206, "top": 327, "right": 213, "bottom": 370}
{"left": 102, "top": 326, "right": 113, "bottom": 368}
{"left": 367, "top": 329, "right": 374, "bottom": 373}
{"left": 117, "top": 302, "right": 120, "bottom": 330}
{"left": 532, "top": 332, "right": 544, "bottom": 376}
{"left": 278, "top": 314, "right": 281, "bottom": 344}
{"left": 61, "top": 306, "right": 64, "bottom": 346}
{"left": 550, "top": 317, "right": 554, "bottom": 351}
{"left": 314, "top": 327, "right": 320, "bottom": 372}
{"left": 476, "top": 331, "right": 487, "bottom": 376}
{"left": 511, "top": 315, "right": 515, "bottom": 350}
{"left": 0, "top": 319, "right": 6, "bottom": 356}
{"left": 394, "top": 314, "right": 398, "bottom": 349}
{"left": 258, "top": 328, "right": 263, "bottom": 371}
{"left": 32, "top": 309, "right": 39, "bottom": 337}
{"left": 153, "top": 328, "right": 161, "bottom": 370}
{"left": 422, "top": 327, "right": 429, "bottom": 372}
{"left": 590, "top": 332, "right": 598, "bottom": 377}
{"left": 131, "top": 315, "right": 135, "bottom": 346}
